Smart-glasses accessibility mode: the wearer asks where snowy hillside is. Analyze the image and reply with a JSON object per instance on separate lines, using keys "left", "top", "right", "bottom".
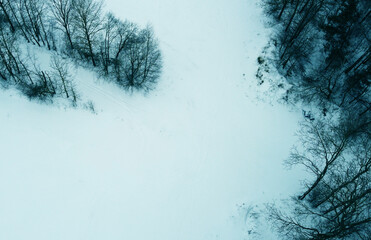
{"left": 0, "top": 0, "right": 302, "bottom": 239}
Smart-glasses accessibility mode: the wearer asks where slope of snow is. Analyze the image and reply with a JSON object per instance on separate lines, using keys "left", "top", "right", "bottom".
{"left": 0, "top": 0, "right": 302, "bottom": 239}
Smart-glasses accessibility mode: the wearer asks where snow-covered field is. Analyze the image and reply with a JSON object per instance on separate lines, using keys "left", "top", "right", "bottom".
{"left": 0, "top": 0, "right": 302, "bottom": 239}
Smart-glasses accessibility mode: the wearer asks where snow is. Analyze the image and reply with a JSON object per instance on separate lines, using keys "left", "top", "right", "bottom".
{"left": 0, "top": 0, "right": 303, "bottom": 239}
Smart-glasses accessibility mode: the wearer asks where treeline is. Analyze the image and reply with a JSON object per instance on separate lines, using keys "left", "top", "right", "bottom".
{"left": 261, "top": 0, "right": 370, "bottom": 239}
{"left": 0, "top": 0, "right": 162, "bottom": 102}
{"left": 264, "top": 0, "right": 369, "bottom": 116}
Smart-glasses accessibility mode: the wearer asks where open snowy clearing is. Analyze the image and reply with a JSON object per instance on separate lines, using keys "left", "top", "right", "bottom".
{"left": 1, "top": 0, "right": 302, "bottom": 239}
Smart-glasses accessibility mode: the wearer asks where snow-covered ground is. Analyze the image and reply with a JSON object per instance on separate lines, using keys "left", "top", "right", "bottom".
{"left": 0, "top": 0, "right": 303, "bottom": 239}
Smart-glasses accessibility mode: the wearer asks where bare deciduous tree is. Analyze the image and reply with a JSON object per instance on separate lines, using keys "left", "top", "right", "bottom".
{"left": 116, "top": 26, "right": 162, "bottom": 91}
{"left": 1, "top": 0, "right": 163, "bottom": 100}
{"left": 16, "top": 0, "right": 52, "bottom": 49}
{"left": 71, "top": 0, "right": 103, "bottom": 66}
{"left": 0, "top": 27, "right": 34, "bottom": 86}
{"left": 49, "top": 0, "right": 74, "bottom": 51}
{"left": 0, "top": 0, "right": 16, "bottom": 32}
{"left": 287, "top": 120, "right": 350, "bottom": 201}
{"left": 268, "top": 118, "right": 370, "bottom": 240}
{"left": 100, "top": 13, "right": 138, "bottom": 75}
{"left": 50, "top": 54, "right": 75, "bottom": 100}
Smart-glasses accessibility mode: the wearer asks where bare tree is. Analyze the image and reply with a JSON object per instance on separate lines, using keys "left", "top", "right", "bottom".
{"left": 100, "top": 13, "right": 138, "bottom": 75}
{"left": 71, "top": 0, "right": 103, "bottom": 66}
{"left": 116, "top": 26, "right": 162, "bottom": 91}
{"left": 268, "top": 120, "right": 370, "bottom": 240}
{"left": 0, "top": 28, "right": 20, "bottom": 83}
{"left": 288, "top": 120, "right": 353, "bottom": 201}
{"left": 100, "top": 12, "right": 117, "bottom": 75}
{"left": 50, "top": 54, "right": 75, "bottom": 99}
{"left": 111, "top": 18, "right": 137, "bottom": 62}
{"left": 0, "top": 0, "right": 16, "bottom": 32}
{"left": 49, "top": 0, "right": 74, "bottom": 51}
{"left": 261, "top": 1, "right": 371, "bottom": 237}
{"left": 2, "top": 0, "right": 30, "bottom": 42}
{"left": 16, "top": 0, "right": 52, "bottom": 49}
{"left": 1, "top": 0, "right": 163, "bottom": 99}
{"left": 263, "top": 0, "right": 370, "bottom": 115}
{"left": 26, "top": 68, "right": 56, "bottom": 100}
{"left": 0, "top": 26, "right": 34, "bottom": 85}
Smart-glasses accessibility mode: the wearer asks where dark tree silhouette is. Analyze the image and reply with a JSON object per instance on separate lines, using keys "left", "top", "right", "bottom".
{"left": 115, "top": 26, "right": 162, "bottom": 91}
{"left": 262, "top": 1, "right": 371, "bottom": 238}
{"left": 1, "top": 0, "right": 163, "bottom": 102}
{"left": 100, "top": 13, "right": 138, "bottom": 76}
{"left": 71, "top": 0, "right": 103, "bottom": 66}
{"left": 268, "top": 119, "right": 370, "bottom": 240}
{"left": 49, "top": 0, "right": 75, "bottom": 51}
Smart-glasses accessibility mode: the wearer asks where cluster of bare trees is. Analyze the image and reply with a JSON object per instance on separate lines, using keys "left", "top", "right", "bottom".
{"left": 99, "top": 13, "right": 162, "bottom": 90}
{"left": 50, "top": 0, "right": 162, "bottom": 91}
{"left": 0, "top": 0, "right": 162, "bottom": 102}
{"left": 0, "top": 0, "right": 55, "bottom": 49}
{"left": 261, "top": 1, "right": 370, "bottom": 239}
{"left": 0, "top": 21, "right": 74, "bottom": 101}
{"left": 263, "top": 0, "right": 370, "bottom": 116}
{"left": 268, "top": 118, "right": 370, "bottom": 239}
